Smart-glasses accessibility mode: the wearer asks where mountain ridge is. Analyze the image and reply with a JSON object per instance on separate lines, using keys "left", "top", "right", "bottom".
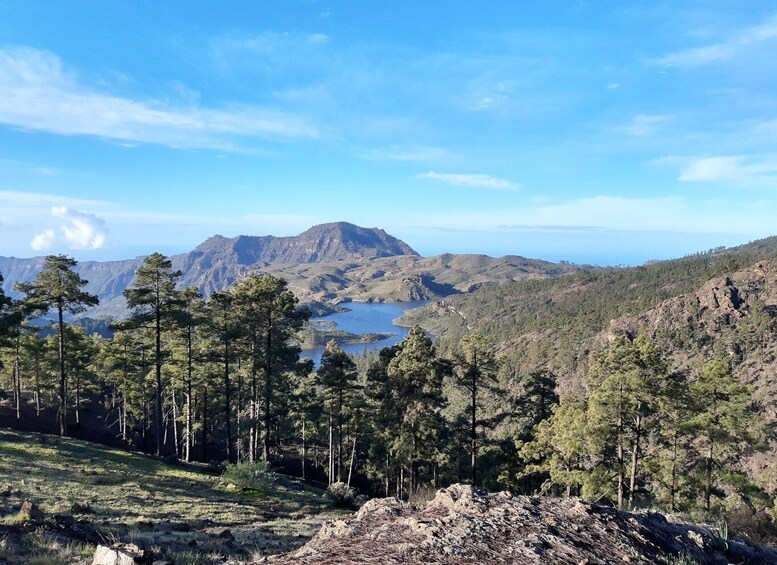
{"left": 0, "top": 222, "right": 577, "bottom": 318}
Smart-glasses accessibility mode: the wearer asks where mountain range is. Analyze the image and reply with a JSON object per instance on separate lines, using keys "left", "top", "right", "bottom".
{"left": 0, "top": 221, "right": 577, "bottom": 318}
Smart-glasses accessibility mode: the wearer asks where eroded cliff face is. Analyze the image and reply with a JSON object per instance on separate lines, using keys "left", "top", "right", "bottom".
{"left": 258, "top": 484, "right": 777, "bottom": 565}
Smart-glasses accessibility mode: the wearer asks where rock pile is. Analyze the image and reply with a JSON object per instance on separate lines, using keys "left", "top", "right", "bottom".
{"left": 259, "top": 484, "right": 777, "bottom": 564}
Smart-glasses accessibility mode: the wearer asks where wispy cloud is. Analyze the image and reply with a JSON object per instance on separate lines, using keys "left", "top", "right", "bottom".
{"left": 0, "top": 190, "right": 112, "bottom": 209}
{"left": 0, "top": 47, "right": 318, "bottom": 149}
{"left": 657, "top": 14, "right": 777, "bottom": 67}
{"left": 361, "top": 145, "right": 452, "bottom": 162}
{"left": 421, "top": 171, "right": 521, "bottom": 190}
{"left": 395, "top": 195, "right": 774, "bottom": 236}
{"left": 621, "top": 114, "right": 671, "bottom": 136}
{"left": 677, "top": 155, "right": 777, "bottom": 186}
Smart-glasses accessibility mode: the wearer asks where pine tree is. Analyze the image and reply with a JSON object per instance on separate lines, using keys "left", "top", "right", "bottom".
{"left": 317, "top": 340, "right": 360, "bottom": 484}
{"left": 230, "top": 274, "right": 309, "bottom": 461}
{"left": 123, "top": 252, "right": 181, "bottom": 456}
{"left": 204, "top": 290, "right": 242, "bottom": 462}
{"left": 171, "top": 287, "right": 205, "bottom": 461}
{"left": 387, "top": 325, "right": 447, "bottom": 494}
{"left": 0, "top": 274, "right": 15, "bottom": 339}
{"left": 690, "top": 359, "right": 766, "bottom": 510}
{"left": 586, "top": 337, "right": 668, "bottom": 508}
{"left": 452, "top": 333, "right": 499, "bottom": 486}
{"left": 15, "top": 255, "right": 98, "bottom": 436}
{"left": 519, "top": 390, "right": 590, "bottom": 497}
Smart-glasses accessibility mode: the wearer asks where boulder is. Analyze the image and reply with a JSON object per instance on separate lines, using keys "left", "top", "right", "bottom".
{"left": 92, "top": 544, "right": 152, "bottom": 565}
{"left": 19, "top": 500, "right": 43, "bottom": 521}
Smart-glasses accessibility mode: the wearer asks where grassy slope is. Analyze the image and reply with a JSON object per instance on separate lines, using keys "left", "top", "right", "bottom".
{"left": 0, "top": 428, "right": 341, "bottom": 564}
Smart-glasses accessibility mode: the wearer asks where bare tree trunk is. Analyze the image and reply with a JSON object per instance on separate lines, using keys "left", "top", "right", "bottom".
{"left": 302, "top": 418, "right": 307, "bottom": 481}
{"left": 628, "top": 413, "right": 642, "bottom": 508}
{"left": 172, "top": 388, "right": 180, "bottom": 458}
{"left": 57, "top": 302, "right": 68, "bottom": 437}
{"left": 263, "top": 315, "right": 273, "bottom": 462}
{"left": 13, "top": 334, "right": 21, "bottom": 420}
{"left": 328, "top": 414, "right": 334, "bottom": 485}
{"left": 155, "top": 301, "right": 163, "bottom": 456}
{"left": 471, "top": 375, "right": 477, "bottom": 486}
{"left": 185, "top": 390, "right": 191, "bottom": 462}
{"left": 75, "top": 369, "right": 81, "bottom": 425}
{"left": 347, "top": 433, "right": 357, "bottom": 487}
{"left": 202, "top": 385, "right": 209, "bottom": 463}
{"left": 186, "top": 327, "right": 193, "bottom": 462}
{"left": 616, "top": 384, "right": 624, "bottom": 509}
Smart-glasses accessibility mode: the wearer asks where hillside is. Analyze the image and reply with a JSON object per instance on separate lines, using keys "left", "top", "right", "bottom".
{"left": 403, "top": 235, "right": 777, "bottom": 375}
{"left": 0, "top": 428, "right": 341, "bottom": 564}
{"left": 265, "top": 484, "right": 777, "bottom": 564}
{"left": 0, "top": 223, "right": 579, "bottom": 319}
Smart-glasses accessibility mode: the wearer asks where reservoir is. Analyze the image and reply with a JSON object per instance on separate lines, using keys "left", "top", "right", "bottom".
{"left": 301, "top": 300, "right": 428, "bottom": 364}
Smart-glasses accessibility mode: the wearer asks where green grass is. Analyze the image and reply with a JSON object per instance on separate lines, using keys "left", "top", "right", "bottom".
{"left": 0, "top": 429, "right": 343, "bottom": 563}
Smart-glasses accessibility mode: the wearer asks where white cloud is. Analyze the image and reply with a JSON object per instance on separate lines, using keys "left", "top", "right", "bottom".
{"left": 606, "top": 83, "right": 620, "bottom": 90}
{"left": 0, "top": 189, "right": 111, "bottom": 209}
{"left": 30, "top": 229, "right": 55, "bottom": 251}
{"left": 622, "top": 114, "right": 670, "bottom": 136}
{"left": 0, "top": 47, "right": 318, "bottom": 149}
{"left": 308, "top": 33, "right": 329, "bottom": 44}
{"left": 421, "top": 171, "right": 521, "bottom": 190}
{"left": 657, "top": 14, "right": 777, "bottom": 67}
{"left": 677, "top": 155, "right": 777, "bottom": 186}
{"left": 678, "top": 156, "right": 742, "bottom": 181}
{"left": 51, "top": 207, "right": 108, "bottom": 250}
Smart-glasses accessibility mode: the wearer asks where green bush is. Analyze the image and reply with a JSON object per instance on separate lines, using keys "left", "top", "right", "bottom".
{"left": 326, "top": 482, "right": 356, "bottom": 508}
{"left": 220, "top": 461, "right": 275, "bottom": 492}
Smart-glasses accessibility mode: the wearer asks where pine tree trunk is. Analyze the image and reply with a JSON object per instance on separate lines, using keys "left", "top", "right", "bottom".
{"left": 301, "top": 418, "right": 307, "bottom": 481}
{"left": 155, "top": 301, "right": 163, "bottom": 457}
{"left": 186, "top": 326, "right": 193, "bottom": 462}
{"left": 471, "top": 376, "right": 477, "bottom": 486}
{"left": 202, "top": 386, "right": 209, "bottom": 463}
{"left": 347, "top": 433, "right": 357, "bottom": 487}
{"left": 670, "top": 432, "right": 679, "bottom": 512}
{"left": 58, "top": 302, "right": 67, "bottom": 437}
{"left": 628, "top": 413, "right": 642, "bottom": 508}
{"left": 705, "top": 439, "right": 714, "bottom": 511}
{"left": 13, "top": 334, "right": 21, "bottom": 420}
{"left": 172, "top": 388, "right": 180, "bottom": 458}
{"left": 263, "top": 316, "right": 273, "bottom": 462}
{"left": 338, "top": 388, "right": 344, "bottom": 482}
{"left": 224, "top": 335, "right": 234, "bottom": 463}
{"left": 328, "top": 414, "right": 334, "bottom": 485}
{"left": 75, "top": 369, "right": 81, "bottom": 425}
{"left": 616, "top": 383, "right": 624, "bottom": 509}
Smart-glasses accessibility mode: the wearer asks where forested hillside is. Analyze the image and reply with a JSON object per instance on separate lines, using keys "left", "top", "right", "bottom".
{"left": 404, "top": 235, "right": 777, "bottom": 375}
{"left": 1, "top": 240, "right": 777, "bottom": 552}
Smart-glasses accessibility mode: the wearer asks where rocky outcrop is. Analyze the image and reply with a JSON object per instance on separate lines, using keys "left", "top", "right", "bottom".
{"left": 262, "top": 484, "right": 777, "bottom": 565}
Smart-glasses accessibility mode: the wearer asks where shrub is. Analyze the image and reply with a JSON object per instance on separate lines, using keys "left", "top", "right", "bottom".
{"left": 326, "top": 482, "right": 356, "bottom": 508}
{"left": 220, "top": 461, "right": 275, "bottom": 492}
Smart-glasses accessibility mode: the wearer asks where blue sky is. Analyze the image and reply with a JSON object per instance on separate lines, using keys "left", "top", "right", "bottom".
{"left": 1, "top": 1, "right": 777, "bottom": 265}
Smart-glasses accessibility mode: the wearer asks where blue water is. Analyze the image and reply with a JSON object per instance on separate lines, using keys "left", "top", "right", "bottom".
{"left": 301, "top": 301, "right": 428, "bottom": 365}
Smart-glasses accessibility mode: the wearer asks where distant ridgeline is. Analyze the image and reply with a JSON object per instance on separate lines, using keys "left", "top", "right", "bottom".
{"left": 0, "top": 221, "right": 579, "bottom": 319}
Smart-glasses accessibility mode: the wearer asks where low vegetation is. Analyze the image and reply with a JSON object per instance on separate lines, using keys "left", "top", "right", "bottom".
{"left": 0, "top": 429, "right": 341, "bottom": 563}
